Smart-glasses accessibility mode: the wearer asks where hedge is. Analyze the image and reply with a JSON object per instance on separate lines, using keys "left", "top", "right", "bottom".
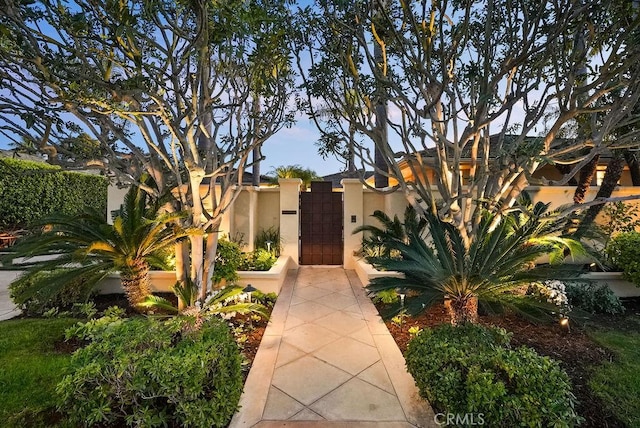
{"left": 0, "top": 157, "right": 108, "bottom": 229}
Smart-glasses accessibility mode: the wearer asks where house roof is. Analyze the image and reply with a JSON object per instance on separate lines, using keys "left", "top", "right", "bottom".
{"left": 412, "top": 134, "right": 617, "bottom": 162}
{"left": 322, "top": 170, "right": 374, "bottom": 188}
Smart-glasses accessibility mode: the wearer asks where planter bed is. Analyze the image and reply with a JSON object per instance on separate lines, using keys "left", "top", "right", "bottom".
{"left": 579, "top": 272, "right": 640, "bottom": 298}
{"left": 356, "top": 259, "right": 640, "bottom": 298}
{"left": 95, "top": 255, "right": 293, "bottom": 295}
{"left": 354, "top": 259, "right": 403, "bottom": 286}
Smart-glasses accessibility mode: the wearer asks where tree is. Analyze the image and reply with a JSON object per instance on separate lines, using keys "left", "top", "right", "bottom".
{"left": 267, "top": 164, "right": 320, "bottom": 191}
{"left": 0, "top": 0, "right": 295, "bottom": 299}
{"left": 297, "top": 0, "right": 640, "bottom": 247}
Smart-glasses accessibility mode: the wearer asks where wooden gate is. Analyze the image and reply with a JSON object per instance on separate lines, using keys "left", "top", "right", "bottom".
{"left": 299, "top": 181, "right": 343, "bottom": 265}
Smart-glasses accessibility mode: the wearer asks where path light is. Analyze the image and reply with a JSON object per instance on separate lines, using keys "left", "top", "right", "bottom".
{"left": 266, "top": 240, "right": 273, "bottom": 253}
{"left": 560, "top": 316, "right": 570, "bottom": 333}
{"left": 243, "top": 284, "right": 257, "bottom": 303}
{"left": 398, "top": 288, "right": 407, "bottom": 307}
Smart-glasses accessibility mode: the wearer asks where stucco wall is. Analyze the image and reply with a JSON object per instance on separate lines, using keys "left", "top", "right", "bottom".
{"left": 257, "top": 189, "right": 280, "bottom": 231}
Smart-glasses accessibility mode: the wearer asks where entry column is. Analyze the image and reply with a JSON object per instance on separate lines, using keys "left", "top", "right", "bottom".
{"left": 279, "top": 178, "right": 302, "bottom": 268}
{"left": 341, "top": 179, "right": 364, "bottom": 269}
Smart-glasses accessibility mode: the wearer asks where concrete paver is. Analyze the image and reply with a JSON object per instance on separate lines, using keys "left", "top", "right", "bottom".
{"left": 230, "top": 267, "right": 436, "bottom": 428}
{"left": 0, "top": 271, "right": 21, "bottom": 321}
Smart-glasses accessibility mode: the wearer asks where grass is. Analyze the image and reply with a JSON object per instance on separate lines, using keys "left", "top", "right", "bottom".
{"left": 588, "top": 318, "right": 640, "bottom": 427}
{"left": 0, "top": 317, "right": 79, "bottom": 427}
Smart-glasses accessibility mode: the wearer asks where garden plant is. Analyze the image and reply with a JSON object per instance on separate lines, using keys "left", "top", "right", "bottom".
{"left": 2, "top": 179, "right": 184, "bottom": 312}
{"left": 363, "top": 200, "right": 586, "bottom": 324}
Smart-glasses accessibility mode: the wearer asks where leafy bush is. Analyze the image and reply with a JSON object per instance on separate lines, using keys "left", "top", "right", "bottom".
{"left": 565, "top": 282, "right": 625, "bottom": 315}
{"left": 57, "top": 315, "right": 242, "bottom": 428}
{"left": 0, "top": 157, "right": 107, "bottom": 229}
{"left": 9, "top": 270, "right": 94, "bottom": 316}
{"left": 212, "top": 239, "right": 242, "bottom": 286}
{"left": 251, "top": 290, "right": 278, "bottom": 307}
{"left": 238, "top": 248, "right": 277, "bottom": 271}
{"left": 606, "top": 232, "right": 640, "bottom": 286}
{"left": 254, "top": 226, "right": 281, "bottom": 256}
{"left": 406, "top": 324, "right": 582, "bottom": 427}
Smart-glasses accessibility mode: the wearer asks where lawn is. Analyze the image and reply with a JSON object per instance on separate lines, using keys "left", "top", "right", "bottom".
{"left": 589, "top": 317, "right": 640, "bottom": 427}
{"left": 0, "top": 317, "right": 79, "bottom": 428}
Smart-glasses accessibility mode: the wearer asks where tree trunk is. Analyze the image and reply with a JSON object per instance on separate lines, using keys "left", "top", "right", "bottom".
{"left": 444, "top": 296, "right": 478, "bottom": 325}
{"left": 573, "top": 154, "right": 600, "bottom": 204}
{"left": 252, "top": 145, "right": 261, "bottom": 186}
{"left": 121, "top": 259, "right": 151, "bottom": 311}
{"left": 624, "top": 150, "right": 640, "bottom": 186}
{"left": 577, "top": 154, "right": 625, "bottom": 235}
{"left": 372, "top": 2, "right": 389, "bottom": 189}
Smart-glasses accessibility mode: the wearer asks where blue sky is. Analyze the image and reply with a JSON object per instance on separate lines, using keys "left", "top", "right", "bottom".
{"left": 260, "top": 115, "right": 345, "bottom": 176}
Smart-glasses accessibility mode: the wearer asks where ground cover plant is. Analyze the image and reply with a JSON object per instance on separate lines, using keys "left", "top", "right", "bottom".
{"left": 0, "top": 317, "right": 78, "bottom": 427}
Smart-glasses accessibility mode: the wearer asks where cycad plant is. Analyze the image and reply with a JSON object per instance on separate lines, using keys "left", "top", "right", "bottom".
{"left": 365, "top": 201, "right": 586, "bottom": 324}
{"left": 2, "top": 179, "right": 183, "bottom": 312}
{"left": 140, "top": 277, "right": 268, "bottom": 319}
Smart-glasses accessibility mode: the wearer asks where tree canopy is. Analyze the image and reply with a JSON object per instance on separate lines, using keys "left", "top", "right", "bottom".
{"left": 298, "top": 0, "right": 640, "bottom": 245}
{"left": 0, "top": 0, "right": 296, "bottom": 295}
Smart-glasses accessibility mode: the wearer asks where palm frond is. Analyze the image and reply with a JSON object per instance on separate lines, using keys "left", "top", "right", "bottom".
{"left": 139, "top": 295, "right": 179, "bottom": 313}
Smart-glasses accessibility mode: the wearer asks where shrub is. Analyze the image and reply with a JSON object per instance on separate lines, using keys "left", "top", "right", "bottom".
{"left": 238, "top": 248, "right": 277, "bottom": 271}
{"left": 9, "top": 270, "right": 94, "bottom": 316}
{"left": 564, "top": 282, "right": 625, "bottom": 315}
{"left": 0, "top": 157, "right": 107, "bottom": 229}
{"left": 406, "top": 324, "right": 582, "bottom": 427}
{"left": 606, "top": 232, "right": 640, "bottom": 286}
{"left": 254, "top": 226, "right": 281, "bottom": 256}
{"left": 212, "top": 239, "right": 242, "bottom": 286}
{"left": 57, "top": 315, "right": 242, "bottom": 428}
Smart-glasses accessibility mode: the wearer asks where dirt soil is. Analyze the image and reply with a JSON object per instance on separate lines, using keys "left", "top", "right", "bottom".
{"left": 379, "top": 300, "right": 636, "bottom": 428}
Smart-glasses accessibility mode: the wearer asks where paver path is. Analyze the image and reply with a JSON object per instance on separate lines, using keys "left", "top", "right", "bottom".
{"left": 0, "top": 271, "right": 21, "bottom": 321}
{"left": 230, "top": 266, "right": 435, "bottom": 428}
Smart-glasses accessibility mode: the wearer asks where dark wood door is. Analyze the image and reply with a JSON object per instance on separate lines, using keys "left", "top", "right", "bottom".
{"left": 300, "top": 181, "right": 343, "bottom": 265}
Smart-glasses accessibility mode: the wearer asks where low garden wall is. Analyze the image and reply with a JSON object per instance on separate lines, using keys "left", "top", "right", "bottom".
{"left": 95, "top": 255, "right": 293, "bottom": 296}
{"left": 354, "top": 259, "right": 403, "bottom": 287}
{"left": 578, "top": 272, "right": 640, "bottom": 298}
{"left": 355, "top": 259, "right": 640, "bottom": 298}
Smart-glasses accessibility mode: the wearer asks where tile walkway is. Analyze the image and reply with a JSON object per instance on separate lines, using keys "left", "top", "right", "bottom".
{"left": 0, "top": 270, "right": 21, "bottom": 321}
{"left": 230, "top": 266, "right": 435, "bottom": 428}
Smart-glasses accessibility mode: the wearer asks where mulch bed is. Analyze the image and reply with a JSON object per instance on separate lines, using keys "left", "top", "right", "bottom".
{"left": 378, "top": 301, "right": 634, "bottom": 428}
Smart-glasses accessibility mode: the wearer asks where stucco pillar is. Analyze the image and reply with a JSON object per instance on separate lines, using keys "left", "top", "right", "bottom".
{"left": 342, "top": 179, "right": 364, "bottom": 269}
{"left": 279, "top": 178, "right": 301, "bottom": 268}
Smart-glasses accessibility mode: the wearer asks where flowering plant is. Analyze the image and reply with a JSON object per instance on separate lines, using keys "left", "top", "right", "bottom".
{"left": 528, "top": 280, "right": 571, "bottom": 314}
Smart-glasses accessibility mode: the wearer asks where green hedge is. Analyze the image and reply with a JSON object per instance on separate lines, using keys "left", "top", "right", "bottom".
{"left": 0, "top": 158, "right": 107, "bottom": 229}
{"left": 406, "top": 324, "right": 582, "bottom": 427}
{"left": 57, "top": 314, "right": 243, "bottom": 427}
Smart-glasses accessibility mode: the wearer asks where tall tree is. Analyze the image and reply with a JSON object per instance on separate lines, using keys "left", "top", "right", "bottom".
{"left": 0, "top": 0, "right": 295, "bottom": 299}
{"left": 298, "top": 0, "right": 640, "bottom": 246}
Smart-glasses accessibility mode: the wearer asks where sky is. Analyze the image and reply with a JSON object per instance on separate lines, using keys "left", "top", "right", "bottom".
{"left": 260, "top": 116, "right": 345, "bottom": 177}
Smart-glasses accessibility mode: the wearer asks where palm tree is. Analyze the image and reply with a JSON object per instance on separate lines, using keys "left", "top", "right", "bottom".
{"left": 267, "top": 164, "right": 320, "bottom": 191}
{"left": 364, "top": 201, "right": 585, "bottom": 324}
{"left": 2, "top": 180, "right": 183, "bottom": 311}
